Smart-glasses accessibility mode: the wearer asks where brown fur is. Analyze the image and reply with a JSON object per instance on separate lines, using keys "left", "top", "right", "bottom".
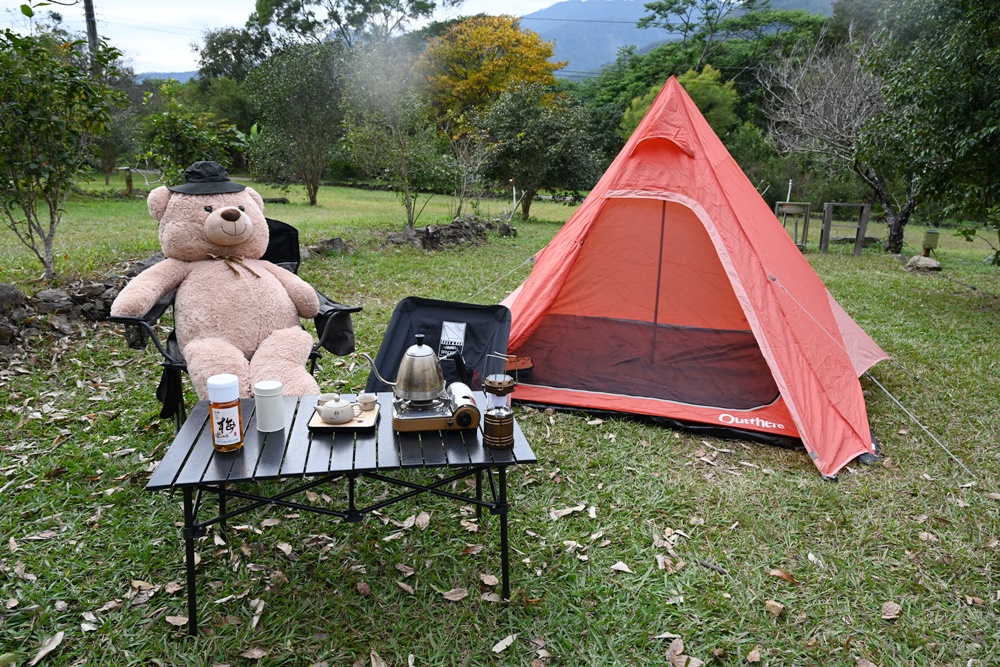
{"left": 111, "top": 185, "right": 320, "bottom": 398}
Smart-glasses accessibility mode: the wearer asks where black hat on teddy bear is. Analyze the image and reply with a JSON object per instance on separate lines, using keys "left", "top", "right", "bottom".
{"left": 167, "top": 161, "right": 246, "bottom": 194}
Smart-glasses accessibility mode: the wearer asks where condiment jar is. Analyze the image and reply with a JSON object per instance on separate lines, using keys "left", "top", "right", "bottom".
{"left": 207, "top": 373, "right": 244, "bottom": 452}
{"left": 253, "top": 380, "right": 284, "bottom": 433}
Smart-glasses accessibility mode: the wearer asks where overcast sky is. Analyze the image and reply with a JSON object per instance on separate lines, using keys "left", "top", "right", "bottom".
{"left": 0, "top": 0, "right": 560, "bottom": 73}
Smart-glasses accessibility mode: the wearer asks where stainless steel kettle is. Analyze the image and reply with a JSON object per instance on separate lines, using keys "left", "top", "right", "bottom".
{"left": 362, "top": 334, "right": 462, "bottom": 402}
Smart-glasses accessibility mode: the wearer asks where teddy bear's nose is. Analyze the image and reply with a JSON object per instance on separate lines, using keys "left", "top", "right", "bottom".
{"left": 221, "top": 208, "right": 241, "bottom": 222}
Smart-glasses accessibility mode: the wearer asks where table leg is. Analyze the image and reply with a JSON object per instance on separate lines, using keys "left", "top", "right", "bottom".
{"left": 475, "top": 469, "right": 483, "bottom": 521}
{"left": 218, "top": 483, "right": 228, "bottom": 536}
{"left": 182, "top": 487, "right": 199, "bottom": 636}
{"left": 497, "top": 466, "right": 510, "bottom": 600}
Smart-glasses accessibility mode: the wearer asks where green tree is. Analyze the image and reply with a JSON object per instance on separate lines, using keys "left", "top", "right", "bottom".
{"left": 249, "top": 0, "right": 460, "bottom": 46}
{"left": 638, "top": 0, "right": 771, "bottom": 70}
{"left": 138, "top": 81, "right": 240, "bottom": 185}
{"left": 476, "top": 83, "right": 602, "bottom": 219}
{"left": 245, "top": 42, "right": 348, "bottom": 206}
{"left": 619, "top": 65, "right": 739, "bottom": 140}
{"left": 0, "top": 28, "right": 125, "bottom": 279}
{"left": 866, "top": 0, "right": 1000, "bottom": 237}
{"left": 344, "top": 44, "right": 451, "bottom": 230}
{"left": 198, "top": 25, "right": 274, "bottom": 82}
{"left": 416, "top": 15, "right": 566, "bottom": 125}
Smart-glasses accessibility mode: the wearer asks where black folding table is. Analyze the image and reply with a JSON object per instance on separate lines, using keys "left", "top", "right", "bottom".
{"left": 146, "top": 392, "right": 536, "bottom": 635}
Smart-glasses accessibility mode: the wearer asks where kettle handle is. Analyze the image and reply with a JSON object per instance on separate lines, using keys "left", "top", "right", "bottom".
{"left": 444, "top": 350, "right": 468, "bottom": 385}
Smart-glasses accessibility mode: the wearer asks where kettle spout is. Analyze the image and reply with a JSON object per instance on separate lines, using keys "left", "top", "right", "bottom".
{"left": 360, "top": 352, "right": 395, "bottom": 388}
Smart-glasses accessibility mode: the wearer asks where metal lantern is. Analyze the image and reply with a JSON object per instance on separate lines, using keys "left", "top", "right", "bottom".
{"left": 482, "top": 354, "right": 516, "bottom": 450}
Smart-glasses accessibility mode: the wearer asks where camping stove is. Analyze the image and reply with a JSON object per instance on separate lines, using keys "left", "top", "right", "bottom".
{"left": 391, "top": 381, "right": 480, "bottom": 432}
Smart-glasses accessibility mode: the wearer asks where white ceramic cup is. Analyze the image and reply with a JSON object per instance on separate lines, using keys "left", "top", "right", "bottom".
{"left": 317, "top": 398, "right": 363, "bottom": 424}
{"left": 356, "top": 392, "right": 378, "bottom": 411}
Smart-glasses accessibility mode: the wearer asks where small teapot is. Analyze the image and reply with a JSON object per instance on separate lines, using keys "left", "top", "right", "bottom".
{"left": 315, "top": 393, "right": 362, "bottom": 424}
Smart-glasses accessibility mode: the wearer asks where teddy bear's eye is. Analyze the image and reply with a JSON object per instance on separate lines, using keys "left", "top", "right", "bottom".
{"left": 238, "top": 206, "right": 245, "bottom": 212}
{"left": 203, "top": 206, "right": 213, "bottom": 213}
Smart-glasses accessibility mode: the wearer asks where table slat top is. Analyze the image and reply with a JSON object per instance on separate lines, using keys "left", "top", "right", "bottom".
{"left": 147, "top": 392, "right": 536, "bottom": 490}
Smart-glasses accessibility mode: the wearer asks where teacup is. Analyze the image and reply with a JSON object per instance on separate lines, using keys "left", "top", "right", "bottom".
{"left": 356, "top": 392, "right": 378, "bottom": 411}
{"left": 316, "top": 397, "right": 363, "bottom": 424}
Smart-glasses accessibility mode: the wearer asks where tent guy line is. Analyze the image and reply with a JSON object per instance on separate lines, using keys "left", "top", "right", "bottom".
{"left": 770, "top": 274, "right": 976, "bottom": 480}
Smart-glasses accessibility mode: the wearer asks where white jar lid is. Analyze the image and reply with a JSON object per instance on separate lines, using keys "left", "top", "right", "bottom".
{"left": 207, "top": 373, "right": 240, "bottom": 403}
{"left": 253, "top": 380, "right": 283, "bottom": 397}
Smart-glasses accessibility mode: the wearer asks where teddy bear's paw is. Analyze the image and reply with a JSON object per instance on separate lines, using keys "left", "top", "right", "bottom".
{"left": 184, "top": 338, "right": 252, "bottom": 398}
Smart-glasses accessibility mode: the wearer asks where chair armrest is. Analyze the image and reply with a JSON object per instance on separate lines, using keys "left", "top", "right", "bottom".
{"left": 313, "top": 289, "right": 362, "bottom": 356}
{"left": 107, "top": 290, "right": 181, "bottom": 363}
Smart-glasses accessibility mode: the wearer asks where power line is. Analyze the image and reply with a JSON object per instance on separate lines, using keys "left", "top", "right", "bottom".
{"left": 520, "top": 16, "right": 644, "bottom": 26}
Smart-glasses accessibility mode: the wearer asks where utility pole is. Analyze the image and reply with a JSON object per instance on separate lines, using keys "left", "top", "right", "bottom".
{"left": 83, "top": 0, "right": 99, "bottom": 75}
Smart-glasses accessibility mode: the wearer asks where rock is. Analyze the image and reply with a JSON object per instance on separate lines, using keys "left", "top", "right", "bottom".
{"left": 905, "top": 255, "right": 942, "bottom": 271}
{"left": 0, "top": 283, "right": 26, "bottom": 314}
{"left": 0, "top": 316, "right": 15, "bottom": 345}
{"left": 125, "top": 252, "right": 166, "bottom": 278}
{"left": 311, "top": 238, "right": 347, "bottom": 255}
{"left": 34, "top": 289, "right": 77, "bottom": 314}
{"left": 48, "top": 314, "right": 74, "bottom": 335}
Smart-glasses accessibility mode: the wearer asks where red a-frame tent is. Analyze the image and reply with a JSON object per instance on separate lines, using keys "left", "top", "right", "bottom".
{"left": 502, "top": 77, "right": 888, "bottom": 477}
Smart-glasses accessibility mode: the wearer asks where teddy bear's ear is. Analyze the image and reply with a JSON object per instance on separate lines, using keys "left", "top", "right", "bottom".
{"left": 245, "top": 186, "right": 265, "bottom": 213}
{"left": 147, "top": 186, "right": 172, "bottom": 221}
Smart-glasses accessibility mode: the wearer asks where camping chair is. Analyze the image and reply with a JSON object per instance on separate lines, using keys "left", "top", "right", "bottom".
{"left": 108, "top": 218, "right": 361, "bottom": 432}
{"left": 364, "top": 296, "right": 512, "bottom": 393}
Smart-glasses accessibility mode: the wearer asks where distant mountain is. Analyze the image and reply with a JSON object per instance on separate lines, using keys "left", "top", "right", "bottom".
{"left": 522, "top": 0, "right": 834, "bottom": 78}
{"left": 136, "top": 71, "right": 198, "bottom": 83}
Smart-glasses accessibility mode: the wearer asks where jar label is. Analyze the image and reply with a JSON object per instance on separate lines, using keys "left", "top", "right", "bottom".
{"left": 211, "top": 405, "right": 242, "bottom": 445}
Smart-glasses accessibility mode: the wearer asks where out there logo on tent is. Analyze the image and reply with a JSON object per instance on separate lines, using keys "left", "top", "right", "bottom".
{"left": 718, "top": 414, "right": 786, "bottom": 430}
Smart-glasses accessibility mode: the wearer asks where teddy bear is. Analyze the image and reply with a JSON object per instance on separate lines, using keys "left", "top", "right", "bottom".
{"left": 111, "top": 161, "right": 320, "bottom": 399}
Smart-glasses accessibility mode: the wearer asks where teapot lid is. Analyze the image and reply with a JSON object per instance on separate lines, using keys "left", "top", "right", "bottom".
{"left": 405, "top": 334, "right": 436, "bottom": 358}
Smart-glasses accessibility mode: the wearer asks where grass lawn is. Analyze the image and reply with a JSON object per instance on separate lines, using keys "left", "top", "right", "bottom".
{"left": 1, "top": 176, "right": 998, "bottom": 666}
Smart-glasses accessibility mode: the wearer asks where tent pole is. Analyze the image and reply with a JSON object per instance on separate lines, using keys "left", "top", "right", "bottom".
{"left": 651, "top": 200, "right": 667, "bottom": 363}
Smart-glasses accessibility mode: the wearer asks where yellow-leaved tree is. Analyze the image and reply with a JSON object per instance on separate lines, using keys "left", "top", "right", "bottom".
{"left": 416, "top": 15, "right": 566, "bottom": 126}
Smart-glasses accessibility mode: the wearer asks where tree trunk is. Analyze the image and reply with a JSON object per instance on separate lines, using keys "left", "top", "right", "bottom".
{"left": 519, "top": 188, "right": 537, "bottom": 219}
{"left": 854, "top": 161, "right": 917, "bottom": 254}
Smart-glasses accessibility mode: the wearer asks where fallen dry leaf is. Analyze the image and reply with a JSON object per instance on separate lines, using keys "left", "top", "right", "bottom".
{"left": 481, "top": 592, "right": 501, "bottom": 603}
{"left": 987, "top": 493, "right": 1000, "bottom": 500}
{"left": 239, "top": 648, "right": 267, "bottom": 659}
{"left": 395, "top": 563, "right": 415, "bottom": 577}
{"left": 480, "top": 574, "right": 499, "bottom": 587}
{"left": 415, "top": 511, "right": 430, "bottom": 530}
{"left": 549, "top": 504, "right": 586, "bottom": 520}
{"left": 165, "top": 615, "right": 188, "bottom": 627}
{"left": 492, "top": 634, "right": 517, "bottom": 653}
{"left": 652, "top": 632, "right": 681, "bottom": 640}
{"left": 276, "top": 542, "right": 293, "bottom": 555}
{"left": 881, "top": 601, "right": 902, "bottom": 620}
{"left": 855, "top": 659, "right": 878, "bottom": 667}
{"left": 81, "top": 623, "right": 97, "bottom": 633}
{"left": 918, "top": 532, "right": 937, "bottom": 542}
{"left": 130, "top": 579, "right": 155, "bottom": 591}
{"left": 370, "top": 651, "right": 386, "bottom": 667}
{"left": 586, "top": 418, "right": 603, "bottom": 426}
{"left": 28, "top": 631, "right": 64, "bottom": 666}
{"left": 671, "top": 655, "right": 704, "bottom": 667}
{"left": 397, "top": 581, "right": 414, "bottom": 595}
{"left": 459, "top": 544, "right": 483, "bottom": 555}
{"left": 764, "top": 600, "right": 785, "bottom": 616}
{"left": 769, "top": 568, "right": 801, "bottom": 584}
{"left": 261, "top": 518, "right": 281, "bottom": 528}
{"left": 665, "top": 638, "right": 684, "bottom": 661}
{"left": 442, "top": 587, "right": 468, "bottom": 601}
{"left": 356, "top": 582, "right": 372, "bottom": 597}
{"left": 610, "top": 561, "right": 633, "bottom": 574}
{"left": 747, "top": 647, "right": 761, "bottom": 663}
